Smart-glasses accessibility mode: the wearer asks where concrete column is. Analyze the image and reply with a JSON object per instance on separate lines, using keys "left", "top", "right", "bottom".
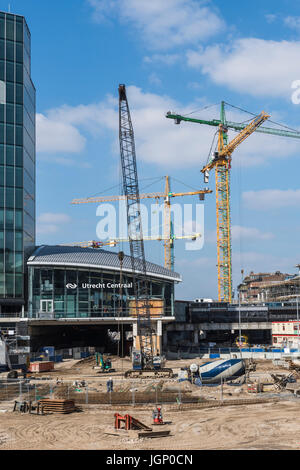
{"left": 157, "top": 320, "right": 162, "bottom": 355}
{"left": 132, "top": 322, "right": 137, "bottom": 350}
{"left": 194, "top": 329, "right": 199, "bottom": 345}
{"left": 163, "top": 330, "right": 168, "bottom": 348}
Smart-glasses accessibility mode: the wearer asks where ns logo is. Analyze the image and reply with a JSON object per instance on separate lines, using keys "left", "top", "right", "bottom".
{"left": 66, "top": 283, "right": 77, "bottom": 289}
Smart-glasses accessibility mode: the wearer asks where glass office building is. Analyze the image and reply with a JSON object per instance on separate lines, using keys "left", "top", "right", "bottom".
{"left": 0, "top": 12, "right": 35, "bottom": 311}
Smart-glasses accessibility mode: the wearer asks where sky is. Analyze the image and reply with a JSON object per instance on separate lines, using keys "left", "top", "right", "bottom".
{"left": 2, "top": 0, "right": 300, "bottom": 300}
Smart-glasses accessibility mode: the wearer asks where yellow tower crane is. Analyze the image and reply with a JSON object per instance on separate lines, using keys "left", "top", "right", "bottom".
{"left": 71, "top": 176, "right": 212, "bottom": 270}
{"left": 167, "top": 102, "right": 300, "bottom": 302}
{"left": 200, "top": 111, "right": 270, "bottom": 302}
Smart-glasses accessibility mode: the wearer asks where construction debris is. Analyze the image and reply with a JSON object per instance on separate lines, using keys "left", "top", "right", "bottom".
{"left": 247, "top": 383, "right": 264, "bottom": 394}
{"left": 138, "top": 430, "right": 170, "bottom": 439}
{"left": 13, "top": 400, "right": 30, "bottom": 413}
{"left": 114, "top": 413, "right": 152, "bottom": 431}
{"left": 13, "top": 400, "right": 43, "bottom": 414}
{"left": 285, "top": 382, "right": 300, "bottom": 396}
{"left": 287, "top": 360, "right": 300, "bottom": 374}
{"left": 271, "top": 373, "right": 297, "bottom": 391}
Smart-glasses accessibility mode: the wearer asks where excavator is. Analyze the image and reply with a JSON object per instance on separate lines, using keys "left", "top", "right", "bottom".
{"left": 94, "top": 353, "right": 114, "bottom": 373}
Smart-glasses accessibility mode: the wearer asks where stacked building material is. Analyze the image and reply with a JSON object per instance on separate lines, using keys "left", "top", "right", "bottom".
{"left": 29, "top": 362, "right": 54, "bottom": 373}
{"left": 38, "top": 399, "right": 77, "bottom": 414}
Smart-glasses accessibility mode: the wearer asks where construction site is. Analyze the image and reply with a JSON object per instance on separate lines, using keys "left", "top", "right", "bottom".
{"left": 0, "top": 83, "right": 300, "bottom": 451}
{"left": 1, "top": 355, "right": 300, "bottom": 450}
{"left": 0, "top": 6, "right": 300, "bottom": 452}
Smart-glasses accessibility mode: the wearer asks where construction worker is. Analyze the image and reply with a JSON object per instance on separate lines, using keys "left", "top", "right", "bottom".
{"left": 107, "top": 377, "right": 113, "bottom": 393}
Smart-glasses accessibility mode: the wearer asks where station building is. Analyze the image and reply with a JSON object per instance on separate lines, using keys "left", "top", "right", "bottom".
{"left": 25, "top": 245, "right": 181, "bottom": 353}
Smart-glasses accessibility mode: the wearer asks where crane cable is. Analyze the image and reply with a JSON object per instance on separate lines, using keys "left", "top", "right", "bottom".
{"left": 84, "top": 176, "right": 165, "bottom": 199}
{"left": 224, "top": 101, "right": 300, "bottom": 134}
{"left": 181, "top": 102, "right": 220, "bottom": 117}
{"left": 205, "top": 129, "right": 219, "bottom": 167}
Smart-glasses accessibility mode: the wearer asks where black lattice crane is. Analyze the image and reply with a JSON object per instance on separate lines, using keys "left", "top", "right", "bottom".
{"left": 118, "top": 84, "right": 155, "bottom": 373}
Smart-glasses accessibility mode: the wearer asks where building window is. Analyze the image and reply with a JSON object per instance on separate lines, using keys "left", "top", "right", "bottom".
{"left": 40, "top": 299, "right": 53, "bottom": 313}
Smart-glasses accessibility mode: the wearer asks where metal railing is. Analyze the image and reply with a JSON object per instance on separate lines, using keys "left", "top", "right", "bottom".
{"left": 29, "top": 307, "right": 173, "bottom": 320}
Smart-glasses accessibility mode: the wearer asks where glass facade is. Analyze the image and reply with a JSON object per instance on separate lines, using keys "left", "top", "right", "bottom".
{"left": 28, "top": 267, "right": 174, "bottom": 319}
{"left": 0, "top": 13, "right": 35, "bottom": 301}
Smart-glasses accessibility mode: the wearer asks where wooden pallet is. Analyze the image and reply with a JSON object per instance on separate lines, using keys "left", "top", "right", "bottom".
{"left": 38, "top": 399, "right": 77, "bottom": 414}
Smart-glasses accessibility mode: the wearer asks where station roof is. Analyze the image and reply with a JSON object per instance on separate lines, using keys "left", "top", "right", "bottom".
{"left": 27, "top": 245, "right": 181, "bottom": 283}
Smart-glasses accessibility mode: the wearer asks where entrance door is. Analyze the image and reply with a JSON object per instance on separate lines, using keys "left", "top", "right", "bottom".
{"left": 40, "top": 300, "right": 53, "bottom": 313}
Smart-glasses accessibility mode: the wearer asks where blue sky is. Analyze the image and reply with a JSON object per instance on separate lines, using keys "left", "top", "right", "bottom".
{"left": 2, "top": 0, "right": 300, "bottom": 300}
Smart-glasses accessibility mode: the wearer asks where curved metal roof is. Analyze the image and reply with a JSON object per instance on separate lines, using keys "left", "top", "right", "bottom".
{"left": 27, "top": 245, "right": 181, "bottom": 282}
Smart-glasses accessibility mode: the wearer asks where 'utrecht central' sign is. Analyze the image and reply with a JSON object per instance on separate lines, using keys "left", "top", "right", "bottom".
{"left": 66, "top": 282, "right": 133, "bottom": 290}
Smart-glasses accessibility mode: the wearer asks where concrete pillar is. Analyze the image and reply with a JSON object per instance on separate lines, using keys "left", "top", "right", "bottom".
{"left": 132, "top": 322, "right": 137, "bottom": 349}
{"left": 194, "top": 329, "right": 199, "bottom": 345}
{"left": 163, "top": 330, "right": 168, "bottom": 348}
{"left": 157, "top": 320, "right": 162, "bottom": 355}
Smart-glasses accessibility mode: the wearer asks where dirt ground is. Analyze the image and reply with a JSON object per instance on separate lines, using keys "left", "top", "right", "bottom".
{"left": 0, "top": 356, "right": 299, "bottom": 450}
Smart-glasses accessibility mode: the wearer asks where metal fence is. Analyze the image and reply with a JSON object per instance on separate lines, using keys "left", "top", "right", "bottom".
{"left": 0, "top": 378, "right": 205, "bottom": 406}
{"left": 0, "top": 379, "right": 53, "bottom": 402}
{"left": 52, "top": 378, "right": 201, "bottom": 406}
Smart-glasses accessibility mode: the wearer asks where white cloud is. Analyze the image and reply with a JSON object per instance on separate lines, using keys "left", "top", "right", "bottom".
{"left": 88, "top": 0, "right": 225, "bottom": 50}
{"left": 187, "top": 81, "right": 203, "bottom": 90}
{"left": 37, "top": 213, "right": 71, "bottom": 235}
{"left": 36, "top": 97, "right": 118, "bottom": 156}
{"left": 265, "top": 14, "right": 277, "bottom": 24}
{"left": 231, "top": 225, "right": 274, "bottom": 241}
{"left": 205, "top": 225, "right": 274, "bottom": 245}
{"left": 38, "top": 213, "right": 71, "bottom": 224}
{"left": 242, "top": 189, "right": 300, "bottom": 210}
{"left": 143, "top": 54, "right": 181, "bottom": 66}
{"left": 148, "top": 72, "right": 162, "bottom": 87}
{"left": 284, "top": 16, "right": 300, "bottom": 31}
{"left": 36, "top": 86, "right": 300, "bottom": 169}
{"left": 36, "top": 113, "right": 86, "bottom": 154}
{"left": 232, "top": 251, "right": 297, "bottom": 274}
{"left": 227, "top": 129, "right": 300, "bottom": 167}
{"left": 187, "top": 38, "right": 300, "bottom": 98}
{"left": 88, "top": 0, "right": 114, "bottom": 22}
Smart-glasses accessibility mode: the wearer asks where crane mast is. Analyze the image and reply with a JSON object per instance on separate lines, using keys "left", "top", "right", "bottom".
{"left": 118, "top": 84, "right": 154, "bottom": 369}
